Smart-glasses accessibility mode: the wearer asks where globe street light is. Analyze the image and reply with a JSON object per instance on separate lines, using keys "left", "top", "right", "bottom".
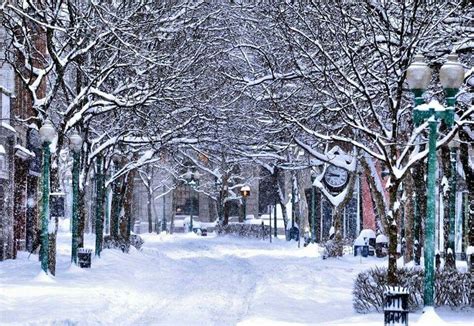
{"left": 406, "top": 53, "right": 464, "bottom": 307}
{"left": 69, "top": 130, "right": 82, "bottom": 264}
{"left": 439, "top": 53, "right": 465, "bottom": 106}
{"left": 240, "top": 185, "right": 250, "bottom": 221}
{"left": 38, "top": 119, "right": 56, "bottom": 274}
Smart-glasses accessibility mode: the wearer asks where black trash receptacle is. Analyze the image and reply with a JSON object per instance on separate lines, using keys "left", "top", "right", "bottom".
{"left": 289, "top": 227, "right": 299, "bottom": 241}
{"left": 384, "top": 286, "right": 409, "bottom": 326}
{"left": 77, "top": 248, "right": 92, "bottom": 268}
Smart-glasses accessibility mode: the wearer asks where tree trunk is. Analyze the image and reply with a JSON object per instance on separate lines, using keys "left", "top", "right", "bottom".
{"left": 332, "top": 207, "right": 344, "bottom": 257}
{"left": 387, "top": 180, "right": 401, "bottom": 286}
{"left": 360, "top": 156, "right": 388, "bottom": 233}
{"left": 110, "top": 176, "right": 126, "bottom": 240}
{"left": 274, "top": 167, "right": 289, "bottom": 231}
{"left": 208, "top": 198, "right": 218, "bottom": 222}
{"left": 221, "top": 174, "right": 230, "bottom": 225}
{"left": 223, "top": 199, "right": 230, "bottom": 225}
{"left": 95, "top": 156, "right": 105, "bottom": 256}
{"left": 328, "top": 173, "right": 356, "bottom": 257}
{"left": 78, "top": 188, "right": 86, "bottom": 248}
{"left": 296, "top": 170, "right": 309, "bottom": 236}
{"left": 403, "top": 172, "right": 415, "bottom": 264}
{"left": 170, "top": 185, "right": 176, "bottom": 234}
{"left": 110, "top": 184, "right": 120, "bottom": 240}
{"left": 459, "top": 129, "right": 473, "bottom": 248}
{"left": 147, "top": 167, "right": 153, "bottom": 233}
{"left": 122, "top": 170, "right": 135, "bottom": 241}
{"left": 147, "top": 189, "right": 153, "bottom": 233}
{"left": 440, "top": 145, "right": 455, "bottom": 269}
{"left": 48, "top": 164, "right": 61, "bottom": 276}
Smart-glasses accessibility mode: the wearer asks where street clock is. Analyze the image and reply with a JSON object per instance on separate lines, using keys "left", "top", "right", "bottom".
{"left": 324, "top": 165, "right": 348, "bottom": 191}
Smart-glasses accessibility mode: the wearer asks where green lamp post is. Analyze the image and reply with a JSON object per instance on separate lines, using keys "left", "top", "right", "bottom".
{"left": 39, "top": 119, "right": 56, "bottom": 274}
{"left": 240, "top": 185, "right": 250, "bottom": 221}
{"left": 406, "top": 53, "right": 464, "bottom": 307}
{"left": 69, "top": 130, "right": 82, "bottom": 264}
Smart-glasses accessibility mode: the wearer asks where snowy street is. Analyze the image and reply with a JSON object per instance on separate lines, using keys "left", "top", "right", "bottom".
{"left": 0, "top": 2, "right": 472, "bottom": 325}
{"left": 0, "top": 231, "right": 472, "bottom": 325}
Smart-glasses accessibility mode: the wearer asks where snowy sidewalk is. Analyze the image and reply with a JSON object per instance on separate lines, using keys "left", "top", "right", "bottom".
{"left": 0, "top": 232, "right": 472, "bottom": 325}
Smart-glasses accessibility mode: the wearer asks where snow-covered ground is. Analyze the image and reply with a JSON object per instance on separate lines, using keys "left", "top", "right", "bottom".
{"left": 0, "top": 230, "right": 472, "bottom": 325}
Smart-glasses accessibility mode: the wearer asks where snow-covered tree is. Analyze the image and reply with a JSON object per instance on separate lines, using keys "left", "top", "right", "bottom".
{"left": 222, "top": 1, "right": 472, "bottom": 283}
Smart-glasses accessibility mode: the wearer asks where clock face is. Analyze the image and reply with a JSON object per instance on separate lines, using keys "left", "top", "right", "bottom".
{"left": 324, "top": 165, "right": 348, "bottom": 189}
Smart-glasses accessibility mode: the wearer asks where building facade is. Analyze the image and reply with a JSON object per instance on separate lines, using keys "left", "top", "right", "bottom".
{"left": 0, "top": 13, "right": 43, "bottom": 260}
{"left": 0, "top": 16, "right": 16, "bottom": 260}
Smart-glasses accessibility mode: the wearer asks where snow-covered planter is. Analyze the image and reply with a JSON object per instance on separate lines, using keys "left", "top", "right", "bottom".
{"left": 353, "top": 267, "right": 471, "bottom": 313}
{"left": 216, "top": 223, "right": 270, "bottom": 239}
{"left": 103, "top": 235, "right": 144, "bottom": 253}
{"left": 435, "top": 268, "right": 471, "bottom": 307}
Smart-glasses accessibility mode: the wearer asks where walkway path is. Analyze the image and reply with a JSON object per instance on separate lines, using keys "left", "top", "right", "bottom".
{"left": 0, "top": 232, "right": 471, "bottom": 325}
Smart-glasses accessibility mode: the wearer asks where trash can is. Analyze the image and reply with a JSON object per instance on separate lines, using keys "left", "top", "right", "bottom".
{"left": 384, "top": 286, "right": 408, "bottom": 326}
{"left": 77, "top": 248, "right": 92, "bottom": 268}
{"left": 289, "top": 226, "right": 299, "bottom": 241}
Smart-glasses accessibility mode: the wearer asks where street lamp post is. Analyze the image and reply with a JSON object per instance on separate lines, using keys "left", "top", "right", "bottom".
{"left": 69, "top": 131, "right": 82, "bottom": 264}
{"left": 185, "top": 169, "right": 200, "bottom": 232}
{"left": 39, "top": 120, "right": 56, "bottom": 273}
{"left": 407, "top": 53, "right": 464, "bottom": 307}
{"left": 240, "top": 185, "right": 250, "bottom": 221}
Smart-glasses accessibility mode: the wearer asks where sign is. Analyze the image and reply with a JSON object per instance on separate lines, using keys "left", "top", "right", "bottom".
{"left": 50, "top": 194, "right": 65, "bottom": 218}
